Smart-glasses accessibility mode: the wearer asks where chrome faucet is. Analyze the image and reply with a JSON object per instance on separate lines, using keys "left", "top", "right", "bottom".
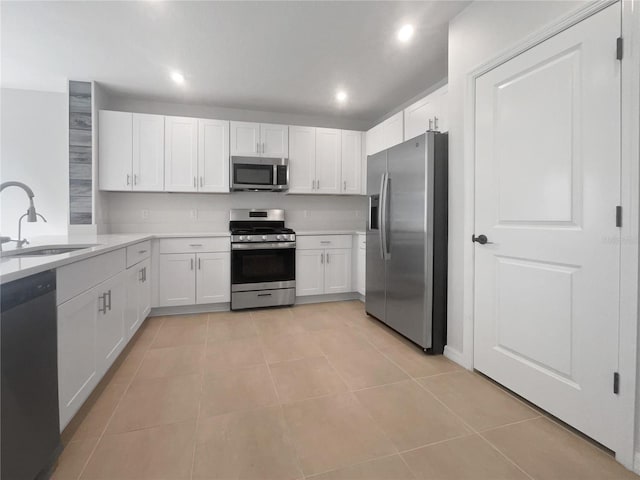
{"left": 0, "top": 181, "right": 47, "bottom": 248}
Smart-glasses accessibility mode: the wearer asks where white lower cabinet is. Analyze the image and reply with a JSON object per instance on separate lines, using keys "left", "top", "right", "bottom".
{"left": 125, "top": 258, "right": 151, "bottom": 341}
{"left": 96, "top": 271, "right": 127, "bottom": 378}
{"left": 296, "top": 236, "right": 353, "bottom": 297}
{"left": 158, "top": 238, "right": 230, "bottom": 307}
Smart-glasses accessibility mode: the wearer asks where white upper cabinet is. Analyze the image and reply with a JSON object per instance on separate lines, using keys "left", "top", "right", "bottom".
{"left": 383, "top": 112, "right": 404, "bottom": 149}
{"left": 404, "top": 85, "right": 449, "bottom": 139}
{"left": 133, "top": 113, "right": 165, "bottom": 191}
{"left": 164, "top": 116, "right": 198, "bottom": 192}
{"left": 99, "top": 110, "right": 133, "bottom": 191}
{"left": 261, "top": 123, "right": 288, "bottom": 157}
{"left": 288, "top": 125, "right": 316, "bottom": 194}
{"left": 340, "top": 130, "right": 362, "bottom": 195}
{"left": 315, "top": 128, "right": 341, "bottom": 194}
{"left": 230, "top": 122, "right": 288, "bottom": 157}
{"left": 366, "top": 123, "right": 383, "bottom": 157}
{"left": 230, "top": 121, "right": 260, "bottom": 156}
{"left": 198, "top": 119, "right": 229, "bottom": 192}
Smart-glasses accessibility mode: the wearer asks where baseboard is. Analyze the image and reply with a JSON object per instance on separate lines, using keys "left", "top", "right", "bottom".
{"left": 295, "top": 292, "right": 360, "bottom": 305}
{"left": 150, "top": 303, "right": 231, "bottom": 317}
{"left": 444, "top": 345, "right": 471, "bottom": 370}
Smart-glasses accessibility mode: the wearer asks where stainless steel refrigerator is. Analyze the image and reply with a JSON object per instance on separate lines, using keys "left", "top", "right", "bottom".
{"left": 366, "top": 131, "right": 448, "bottom": 353}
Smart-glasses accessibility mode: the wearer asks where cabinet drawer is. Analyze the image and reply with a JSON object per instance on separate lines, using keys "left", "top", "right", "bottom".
{"left": 297, "top": 235, "right": 352, "bottom": 250}
{"left": 126, "top": 240, "right": 151, "bottom": 268}
{"left": 57, "top": 249, "right": 126, "bottom": 305}
{"left": 159, "top": 237, "right": 230, "bottom": 254}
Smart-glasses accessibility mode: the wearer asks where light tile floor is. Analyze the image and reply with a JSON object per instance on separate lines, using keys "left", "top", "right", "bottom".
{"left": 53, "top": 300, "right": 638, "bottom": 480}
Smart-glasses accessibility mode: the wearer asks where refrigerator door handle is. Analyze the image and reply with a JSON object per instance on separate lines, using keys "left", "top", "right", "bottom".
{"left": 378, "top": 173, "right": 386, "bottom": 260}
{"left": 382, "top": 174, "right": 391, "bottom": 259}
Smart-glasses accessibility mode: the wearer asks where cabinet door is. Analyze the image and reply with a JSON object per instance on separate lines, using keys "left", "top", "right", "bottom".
{"left": 138, "top": 258, "right": 151, "bottom": 323}
{"left": 324, "top": 248, "right": 352, "bottom": 294}
{"left": 315, "top": 128, "right": 341, "bottom": 194}
{"left": 261, "top": 123, "right": 288, "bottom": 157}
{"left": 366, "top": 123, "right": 384, "bottom": 156}
{"left": 98, "top": 110, "right": 133, "bottom": 191}
{"left": 288, "top": 125, "right": 316, "bottom": 194}
{"left": 164, "top": 116, "right": 198, "bottom": 192}
{"left": 340, "top": 130, "right": 362, "bottom": 195}
{"left": 159, "top": 253, "right": 196, "bottom": 306}
{"left": 198, "top": 119, "right": 230, "bottom": 192}
{"left": 382, "top": 111, "right": 404, "bottom": 150}
{"left": 133, "top": 113, "right": 165, "bottom": 191}
{"left": 230, "top": 121, "right": 260, "bottom": 157}
{"left": 124, "top": 265, "right": 141, "bottom": 342}
{"left": 96, "top": 272, "right": 126, "bottom": 377}
{"left": 196, "top": 252, "right": 230, "bottom": 304}
{"left": 404, "top": 95, "right": 437, "bottom": 140}
{"left": 295, "top": 249, "right": 325, "bottom": 296}
{"left": 57, "top": 289, "right": 99, "bottom": 429}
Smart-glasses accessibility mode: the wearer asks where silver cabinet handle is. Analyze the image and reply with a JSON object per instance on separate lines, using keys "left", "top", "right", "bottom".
{"left": 198, "top": 257, "right": 201, "bottom": 270}
{"left": 189, "top": 243, "right": 203, "bottom": 247}
{"left": 138, "top": 249, "right": 147, "bottom": 254}
{"left": 256, "top": 141, "right": 260, "bottom": 153}
{"left": 133, "top": 174, "right": 138, "bottom": 185}
{"left": 434, "top": 116, "right": 439, "bottom": 131}
{"left": 126, "top": 174, "right": 130, "bottom": 186}
{"left": 143, "top": 267, "right": 147, "bottom": 282}
{"left": 190, "top": 258, "right": 194, "bottom": 270}
{"left": 193, "top": 177, "right": 196, "bottom": 188}
{"left": 107, "top": 289, "right": 112, "bottom": 311}
{"left": 428, "top": 118, "right": 433, "bottom": 131}
{"left": 317, "top": 179, "right": 320, "bottom": 190}
{"left": 200, "top": 176, "right": 204, "bottom": 187}
{"left": 139, "top": 268, "right": 144, "bottom": 282}
{"left": 344, "top": 180, "right": 347, "bottom": 191}
{"left": 320, "top": 252, "right": 324, "bottom": 264}
{"left": 262, "top": 142, "right": 265, "bottom": 153}
{"left": 326, "top": 253, "right": 330, "bottom": 264}
{"left": 311, "top": 179, "right": 315, "bottom": 190}
{"left": 320, "top": 241, "right": 331, "bottom": 244}
{"left": 98, "top": 294, "right": 107, "bottom": 314}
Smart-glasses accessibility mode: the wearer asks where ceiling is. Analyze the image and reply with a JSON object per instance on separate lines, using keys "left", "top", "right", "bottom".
{"left": 1, "top": 1, "right": 469, "bottom": 123}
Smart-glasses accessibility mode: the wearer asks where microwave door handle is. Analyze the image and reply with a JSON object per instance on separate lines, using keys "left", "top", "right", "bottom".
{"left": 273, "top": 164, "right": 278, "bottom": 186}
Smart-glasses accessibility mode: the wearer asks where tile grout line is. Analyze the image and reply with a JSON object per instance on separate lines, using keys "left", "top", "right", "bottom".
{"left": 188, "top": 313, "right": 210, "bottom": 480}
{"left": 74, "top": 316, "right": 166, "bottom": 480}
{"left": 254, "top": 309, "right": 308, "bottom": 480}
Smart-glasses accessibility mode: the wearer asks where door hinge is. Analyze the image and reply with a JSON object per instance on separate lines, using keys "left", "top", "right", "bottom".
{"left": 616, "top": 206, "right": 622, "bottom": 227}
{"left": 617, "top": 37, "right": 623, "bottom": 60}
{"left": 613, "top": 372, "right": 620, "bottom": 394}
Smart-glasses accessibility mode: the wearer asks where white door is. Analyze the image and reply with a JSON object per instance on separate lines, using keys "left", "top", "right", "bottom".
{"left": 98, "top": 110, "right": 132, "bottom": 191}
{"left": 124, "top": 265, "right": 141, "bottom": 342}
{"left": 57, "top": 288, "right": 99, "bottom": 429}
{"left": 196, "top": 252, "right": 230, "bottom": 304}
{"left": 288, "top": 125, "right": 316, "bottom": 194}
{"left": 296, "top": 249, "right": 325, "bottom": 296}
{"left": 261, "top": 123, "right": 289, "bottom": 157}
{"left": 324, "top": 248, "right": 352, "bottom": 294}
{"left": 315, "top": 128, "right": 341, "bottom": 194}
{"left": 198, "top": 119, "right": 229, "bottom": 192}
{"left": 96, "top": 272, "right": 126, "bottom": 376}
{"left": 164, "top": 116, "right": 198, "bottom": 192}
{"left": 474, "top": 4, "right": 621, "bottom": 450}
{"left": 159, "top": 253, "right": 196, "bottom": 306}
{"left": 404, "top": 95, "right": 437, "bottom": 140}
{"left": 340, "top": 130, "right": 362, "bottom": 195}
{"left": 230, "top": 121, "right": 260, "bottom": 157}
{"left": 132, "top": 113, "right": 164, "bottom": 191}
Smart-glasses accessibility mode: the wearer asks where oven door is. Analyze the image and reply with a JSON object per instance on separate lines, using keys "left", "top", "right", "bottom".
{"left": 231, "top": 242, "right": 295, "bottom": 292}
{"left": 231, "top": 157, "right": 288, "bottom": 191}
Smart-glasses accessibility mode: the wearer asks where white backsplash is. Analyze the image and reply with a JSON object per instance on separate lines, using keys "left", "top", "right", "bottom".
{"left": 104, "top": 192, "right": 367, "bottom": 234}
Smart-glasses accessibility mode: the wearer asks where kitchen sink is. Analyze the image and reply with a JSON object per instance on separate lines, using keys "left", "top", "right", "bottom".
{"left": 0, "top": 244, "right": 99, "bottom": 258}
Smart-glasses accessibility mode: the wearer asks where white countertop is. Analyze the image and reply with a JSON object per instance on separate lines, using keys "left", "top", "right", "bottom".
{"left": 0, "top": 232, "right": 230, "bottom": 285}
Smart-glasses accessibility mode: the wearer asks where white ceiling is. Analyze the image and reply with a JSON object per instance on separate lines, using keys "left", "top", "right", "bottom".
{"left": 1, "top": 1, "right": 470, "bottom": 123}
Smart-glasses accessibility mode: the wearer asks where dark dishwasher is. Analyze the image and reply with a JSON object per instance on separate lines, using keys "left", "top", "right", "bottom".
{"left": 1, "top": 270, "right": 61, "bottom": 479}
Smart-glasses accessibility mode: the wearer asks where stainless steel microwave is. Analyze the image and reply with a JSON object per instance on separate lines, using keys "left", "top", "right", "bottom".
{"left": 230, "top": 156, "right": 289, "bottom": 192}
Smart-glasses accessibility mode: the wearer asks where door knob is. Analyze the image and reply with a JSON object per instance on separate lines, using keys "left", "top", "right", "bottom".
{"left": 472, "top": 234, "right": 492, "bottom": 245}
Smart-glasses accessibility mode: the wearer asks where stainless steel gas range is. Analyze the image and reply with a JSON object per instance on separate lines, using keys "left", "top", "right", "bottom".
{"left": 229, "top": 209, "right": 296, "bottom": 310}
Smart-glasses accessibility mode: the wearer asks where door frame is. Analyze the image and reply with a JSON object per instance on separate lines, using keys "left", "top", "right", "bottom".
{"left": 456, "top": 0, "right": 640, "bottom": 468}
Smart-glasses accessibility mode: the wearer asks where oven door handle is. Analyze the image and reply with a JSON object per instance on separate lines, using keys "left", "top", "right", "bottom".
{"left": 232, "top": 242, "right": 296, "bottom": 250}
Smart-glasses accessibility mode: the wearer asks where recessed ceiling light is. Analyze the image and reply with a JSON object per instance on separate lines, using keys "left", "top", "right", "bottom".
{"left": 170, "top": 71, "right": 185, "bottom": 84}
{"left": 336, "top": 90, "right": 348, "bottom": 103}
{"left": 397, "top": 24, "right": 414, "bottom": 43}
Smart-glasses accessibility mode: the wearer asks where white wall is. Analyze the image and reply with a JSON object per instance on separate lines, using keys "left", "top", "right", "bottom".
{"left": 104, "top": 192, "right": 366, "bottom": 234}
{"left": 0, "top": 88, "right": 68, "bottom": 238}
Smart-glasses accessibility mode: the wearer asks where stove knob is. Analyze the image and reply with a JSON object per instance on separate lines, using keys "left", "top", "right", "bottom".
{"left": 246, "top": 235, "right": 252, "bottom": 241}
{"left": 277, "top": 235, "right": 283, "bottom": 240}
{"left": 262, "top": 235, "right": 267, "bottom": 240}
{"left": 239, "top": 235, "right": 245, "bottom": 241}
